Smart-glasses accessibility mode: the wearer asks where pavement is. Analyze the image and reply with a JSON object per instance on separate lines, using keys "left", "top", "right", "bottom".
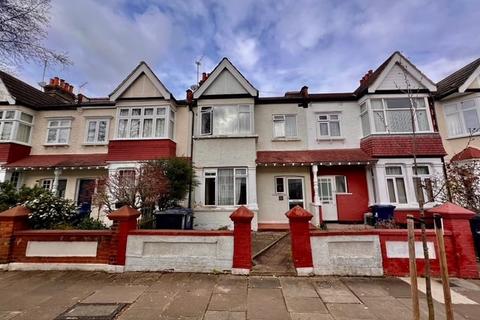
{"left": 1, "top": 271, "right": 480, "bottom": 320}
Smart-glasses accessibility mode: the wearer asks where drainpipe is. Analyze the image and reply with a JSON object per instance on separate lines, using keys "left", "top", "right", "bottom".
{"left": 187, "top": 90, "right": 195, "bottom": 208}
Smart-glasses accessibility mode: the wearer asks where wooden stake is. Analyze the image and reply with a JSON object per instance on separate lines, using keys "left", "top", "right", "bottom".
{"left": 434, "top": 214, "right": 454, "bottom": 320}
{"left": 407, "top": 215, "right": 420, "bottom": 320}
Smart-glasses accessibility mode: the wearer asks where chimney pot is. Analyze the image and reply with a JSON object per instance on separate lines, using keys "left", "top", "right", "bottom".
{"left": 300, "top": 86, "right": 309, "bottom": 98}
{"left": 186, "top": 89, "right": 193, "bottom": 104}
{"left": 59, "top": 79, "right": 65, "bottom": 88}
{"left": 69, "top": 85, "right": 74, "bottom": 93}
{"left": 53, "top": 77, "right": 59, "bottom": 86}
{"left": 49, "top": 78, "right": 54, "bottom": 85}
{"left": 202, "top": 72, "right": 207, "bottom": 81}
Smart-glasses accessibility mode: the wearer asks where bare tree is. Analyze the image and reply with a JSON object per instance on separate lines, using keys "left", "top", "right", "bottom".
{"left": 0, "top": 0, "right": 71, "bottom": 70}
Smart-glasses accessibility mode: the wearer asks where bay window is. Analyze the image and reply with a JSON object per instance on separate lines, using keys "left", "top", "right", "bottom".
{"left": 0, "top": 110, "right": 33, "bottom": 144}
{"left": 273, "top": 114, "right": 297, "bottom": 138}
{"left": 117, "top": 106, "right": 174, "bottom": 139}
{"left": 385, "top": 166, "right": 408, "bottom": 204}
{"left": 316, "top": 113, "right": 341, "bottom": 138}
{"left": 204, "top": 168, "right": 247, "bottom": 206}
{"left": 85, "top": 119, "right": 109, "bottom": 144}
{"left": 444, "top": 98, "right": 480, "bottom": 137}
{"left": 360, "top": 97, "right": 431, "bottom": 135}
{"left": 199, "top": 105, "right": 252, "bottom": 136}
{"left": 46, "top": 119, "right": 71, "bottom": 144}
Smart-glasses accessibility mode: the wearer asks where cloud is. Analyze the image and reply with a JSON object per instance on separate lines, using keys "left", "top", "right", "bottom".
{"left": 14, "top": 0, "right": 480, "bottom": 99}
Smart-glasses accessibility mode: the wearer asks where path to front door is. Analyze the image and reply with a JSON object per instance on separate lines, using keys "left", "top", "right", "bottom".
{"left": 251, "top": 232, "right": 295, "bottom": 276}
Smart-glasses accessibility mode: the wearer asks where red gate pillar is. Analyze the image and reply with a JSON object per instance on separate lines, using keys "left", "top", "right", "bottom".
{"left": 427, "top": 202, "right": 479, "bottom": 278}
{"left": 108, "top": 206, "right": 140, "bottom": 266}
{"left": 230, "top": 206, "right": 254, "bottom": 275}
{"left": 0, "top": 205, "right": 30, "bottom": 264}
{"left": 286, "top": 206, "right": 314, "bottom": 276}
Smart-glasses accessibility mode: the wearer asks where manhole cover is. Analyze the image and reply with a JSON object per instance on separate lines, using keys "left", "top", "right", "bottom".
{"left": 55, "top": 303, "right": 127, "bottom": 320}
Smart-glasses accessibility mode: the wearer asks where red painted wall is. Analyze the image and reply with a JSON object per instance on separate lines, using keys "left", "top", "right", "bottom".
{"left": 0, "top": 143, "right": 31, "bottom": 163}
{"left": 318, "top": 166, "right": 369, "bottom": 222}
{"left": 360, "top": 133, "right": 446, "bottom": 157}
{"left": 107, "top": 139, "right": 176, "bottom": 161}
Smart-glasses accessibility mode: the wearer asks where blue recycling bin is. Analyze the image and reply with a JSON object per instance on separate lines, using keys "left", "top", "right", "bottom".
{"left": 370, "top": 204, "right": 396, "bottom": 221}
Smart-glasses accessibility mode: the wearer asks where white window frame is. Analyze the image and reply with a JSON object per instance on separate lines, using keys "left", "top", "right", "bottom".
{"left": 361, "top": 96, "right": 433, "bottom": 136}
{"left": 199, "top": 105, "right": 253, "bottom": 136}
{"left": 412, "top": 164, "right": 434, "bottom": 204}
{"left": 385, "top": 165, "right": 408, "bottom": 204}
{"left": 0, "top": 109, "right": 34, "bottom": 144}
{"left": 115, "top": 106, "right": 173, "bottom": 140}
{"left": 316, "top": 113, "right": 342, "bottom": 139}
{"left": 203, "top": 167, "right": 248, "bottom": 206}
{"left": 334, "top": 175, "right": 348, "bottom": 194}
{"left": 444, "top": 98, "right": 480, "bottom": 138}
{"left": 274, "top": 176, "right": 286, "bottom": 194}
{"left": 45, "top": 118, "right": 72, "bottom": 145}
{"left": 9, "top": 171, "right": 21, "bottom": 189}
{"left": 40, "top": 179, "right": 53, "bottom": 191}
{"left": 272, "top": 114, "right": 297, "bottom": 138}
{"left": 84, "top": 118, "right": 110, "bottom": 144}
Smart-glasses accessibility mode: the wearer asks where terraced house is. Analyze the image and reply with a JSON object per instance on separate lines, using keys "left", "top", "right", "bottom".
{"left": 0, "top": 52, "right": 452, "bottom": 229}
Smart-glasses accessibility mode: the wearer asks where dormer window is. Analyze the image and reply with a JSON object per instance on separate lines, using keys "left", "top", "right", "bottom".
{"left": 0, "top": 110, "right": 33, "bottom": 144}
{"left": 199, "top": 105, "right": 252, "bottom": 136}
{"left": 361, "top": 97, "right": 431, "bottom": 136}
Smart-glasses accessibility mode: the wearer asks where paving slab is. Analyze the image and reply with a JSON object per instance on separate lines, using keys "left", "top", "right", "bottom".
{"left": 249, "top": 276, "right": 281, "bottom": 289}
{"left": 82, "top": 285, "right": 148, "bottom": 304}
{"left": 397, "top": 297, "right": 468, "bottom": 320}
{"left": 284, "top": 296, "right": 327, "bottom": 313}
{"left": 0, "top": 312, "right": 21, "bottom": 320}
{"left": 290, "top": 313, "right": 333, "bottom": 320}
{"left": 280, "top": 278, "right": 319, "bottom": 297}
{"left": 247, "top": 288, "right": 290, "bottom": 320}
{"left": 314, "top": 278, "right": 361, "bottom": 304}
{"left": 342, "top": 278, "right": 390, "bottom": 297}
{"left": 162, "top": 291, "right": 212, "bottom": 318}
{"left": 326, "top": 303, "right": 377, "bottom": 320}
{"left": 208, "top": 293, "right": 247, "bottom": 311}
{"left": 360, "top": 296, "right": 412, "bottom": 320}
{"left": 214, "top": 276, "right": 248, "bottom": 295}
{"left": 204, "top": 311, "right": 246, "bottom": 320}
{"left": 376, "top": 277, "right": 413, "bottom": 298}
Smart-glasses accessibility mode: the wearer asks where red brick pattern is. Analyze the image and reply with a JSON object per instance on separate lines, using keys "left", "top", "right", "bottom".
{"left": 0, "top": 143, "right": 31, "bottom": 164}
{"left": 360, "top": 134, "right": 446, "bottom": 157}
{"left": 107, "top": 139, "right": 176, "bottom": 161}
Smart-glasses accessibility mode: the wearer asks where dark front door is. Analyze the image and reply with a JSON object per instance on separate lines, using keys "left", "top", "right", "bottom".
{"left": 77, "top": 179, "right": 96, "bottom": 214}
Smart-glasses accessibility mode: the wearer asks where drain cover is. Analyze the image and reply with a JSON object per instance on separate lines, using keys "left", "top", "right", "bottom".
{"left": 55, "top": 303, "right": 127, "bottom": 320}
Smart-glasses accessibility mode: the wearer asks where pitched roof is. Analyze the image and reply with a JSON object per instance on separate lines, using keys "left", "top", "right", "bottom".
{"left": 256, "top": 149, "right": 375, "bottom": 165}
{"left": 451, "top": 146, "right": 480, "bottom": 162}
{"left": 4, "top": 154, "right": 108, "bottom": 168}
{"left": 354, "top": 52, "right": 396, "bottom": 97}
{"left": 436, "top": 57, "right": 480, "bottom": 99}
{"left": 0, "top": 71, "right": 65, "bottom": 108}
{"left": 256, "top": 92, "right": 356, "bottom": 104}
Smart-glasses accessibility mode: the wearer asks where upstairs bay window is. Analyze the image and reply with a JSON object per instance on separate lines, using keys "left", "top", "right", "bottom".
{"left": 116, "top": 106, "right": 174, "bottom": 139}
{"left": 204, "top": 168, "right": 247, "bottom": 206}
{"left": 200, "top": 105, "right": 252, "bottom": 136}
{"left": 360, "top": 97, "right": 431, "bottom": 135}
{"left": 273, "top": 114, "right": 297, "bottom": 138}
{"left": 444, "top": 98, "right": 480, "bottom": 138}
{"left": 0, "top": 110, "right": 33, "bottom": 144}
{"left": 46, "top": 119, "right": 71, "bottom": 144}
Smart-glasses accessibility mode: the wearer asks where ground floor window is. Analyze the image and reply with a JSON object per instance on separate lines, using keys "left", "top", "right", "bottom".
{"left": 413, "top": 165, "right": 434, "bottom": 204}
{"left": 204, "top": 168, "right": 247, "bottom": 206}
{"left": 385, "top": 166, "right": 407, "bottom": 204}
{"left": 9, "top": 171, "right": 21, "bottom": 189}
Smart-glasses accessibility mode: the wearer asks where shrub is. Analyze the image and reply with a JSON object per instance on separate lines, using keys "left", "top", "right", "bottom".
{"left": 75, "top": 217, "right": 108, "bottom": 230}
{"left": 25, "top": 192, "right": 78, "bottom": 229}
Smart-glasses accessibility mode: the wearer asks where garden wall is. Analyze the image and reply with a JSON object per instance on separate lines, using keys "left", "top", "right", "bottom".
{"left": 124, "top": 230, "right": 234, "bottom": 272}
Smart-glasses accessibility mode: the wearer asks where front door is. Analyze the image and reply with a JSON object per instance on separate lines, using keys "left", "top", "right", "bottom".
{"left": 319, "top": 176, "right": 338, "bottom": 221}
{"left": 287, "top": 178, "right": 304, "bottom": 209}
{"left": 77, "top": 179, "right": 96, "bottom": 215}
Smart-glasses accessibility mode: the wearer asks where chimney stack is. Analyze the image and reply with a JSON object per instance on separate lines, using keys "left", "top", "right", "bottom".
{"left": 186, "top": 89, "right": 193, "bottom": 104}
{"left": 300, "top": 86, "right": 309, "bottom": 98}
{"left": 43, "top": 76, "right": 76, "bottom": 103}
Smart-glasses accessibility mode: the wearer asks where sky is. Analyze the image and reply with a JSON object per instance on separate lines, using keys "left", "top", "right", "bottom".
{"left": 15, "top": 0, "right": 480, "bottom": 99}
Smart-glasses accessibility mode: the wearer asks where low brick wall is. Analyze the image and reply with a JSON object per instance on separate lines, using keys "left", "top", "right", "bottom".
{"left": 124, "top": 230, "right": 234, "bottom": 273}
{"left": 11, "top": 230, "right": 114, "bottom": 264}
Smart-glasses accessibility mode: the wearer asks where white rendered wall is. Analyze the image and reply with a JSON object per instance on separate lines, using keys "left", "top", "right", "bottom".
{"left": 311, "top": 235, "right": 383, "bottom": 276}
{"left": 124, "top": 235, "right": 234, "bottom": 272}
{"left": 26, "top": 241, "right": 98, "bottom": 257}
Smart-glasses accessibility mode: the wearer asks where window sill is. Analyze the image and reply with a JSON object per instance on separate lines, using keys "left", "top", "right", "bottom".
{"left": 194, "top": 134, "right": 258, "bottom": 140}
{"left": 44, "top": 144, "right": 69, "bottom": 148}
{"left": 446, "top": 132, "right": 480, "bottom": 140}
{"left": 316, "top": 137, "right": 345, "bottom": 141}
{"left": 362, "top": 132, "right": 435, "bottom": 138}
{"left": 272, "top": 137, "right": 301, "bottom": 142}
{"left": 0, "top": 140, "right": 31, "bottom": 147}
{"left": 82, "top": 143, "right": 108, "bottom": 146}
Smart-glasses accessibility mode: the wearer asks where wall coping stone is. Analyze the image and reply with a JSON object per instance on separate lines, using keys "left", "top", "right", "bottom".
{"left": 0, "top": 205, "right": 30, "bottom": 221}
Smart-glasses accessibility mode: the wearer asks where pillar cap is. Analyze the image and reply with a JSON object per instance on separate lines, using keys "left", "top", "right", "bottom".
{"left": 286, "top": 206, "right": 313, "bottom": 220}
{"left": 230, "top": 206, "right": 254, "bottom": 222}
{"left": 108, "top": 205, "right": 140, "bottom": 221}
{"left": 0, "top": 205, "right": 30, "bottom": 221}
{"left": 426, "top": 202, "right": 476, "bottom": 219}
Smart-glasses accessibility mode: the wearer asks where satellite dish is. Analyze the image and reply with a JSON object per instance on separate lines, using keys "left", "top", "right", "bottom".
{"left": 38, "top": 81, "right": 47, "bottom": 88}
{"left": 190, "top": 84, "right": 199, "bottom": 91}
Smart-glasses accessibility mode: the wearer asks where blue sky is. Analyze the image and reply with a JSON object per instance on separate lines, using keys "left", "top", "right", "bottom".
{"left": 16, "top": 0, "right": 480, "bottom": 99}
